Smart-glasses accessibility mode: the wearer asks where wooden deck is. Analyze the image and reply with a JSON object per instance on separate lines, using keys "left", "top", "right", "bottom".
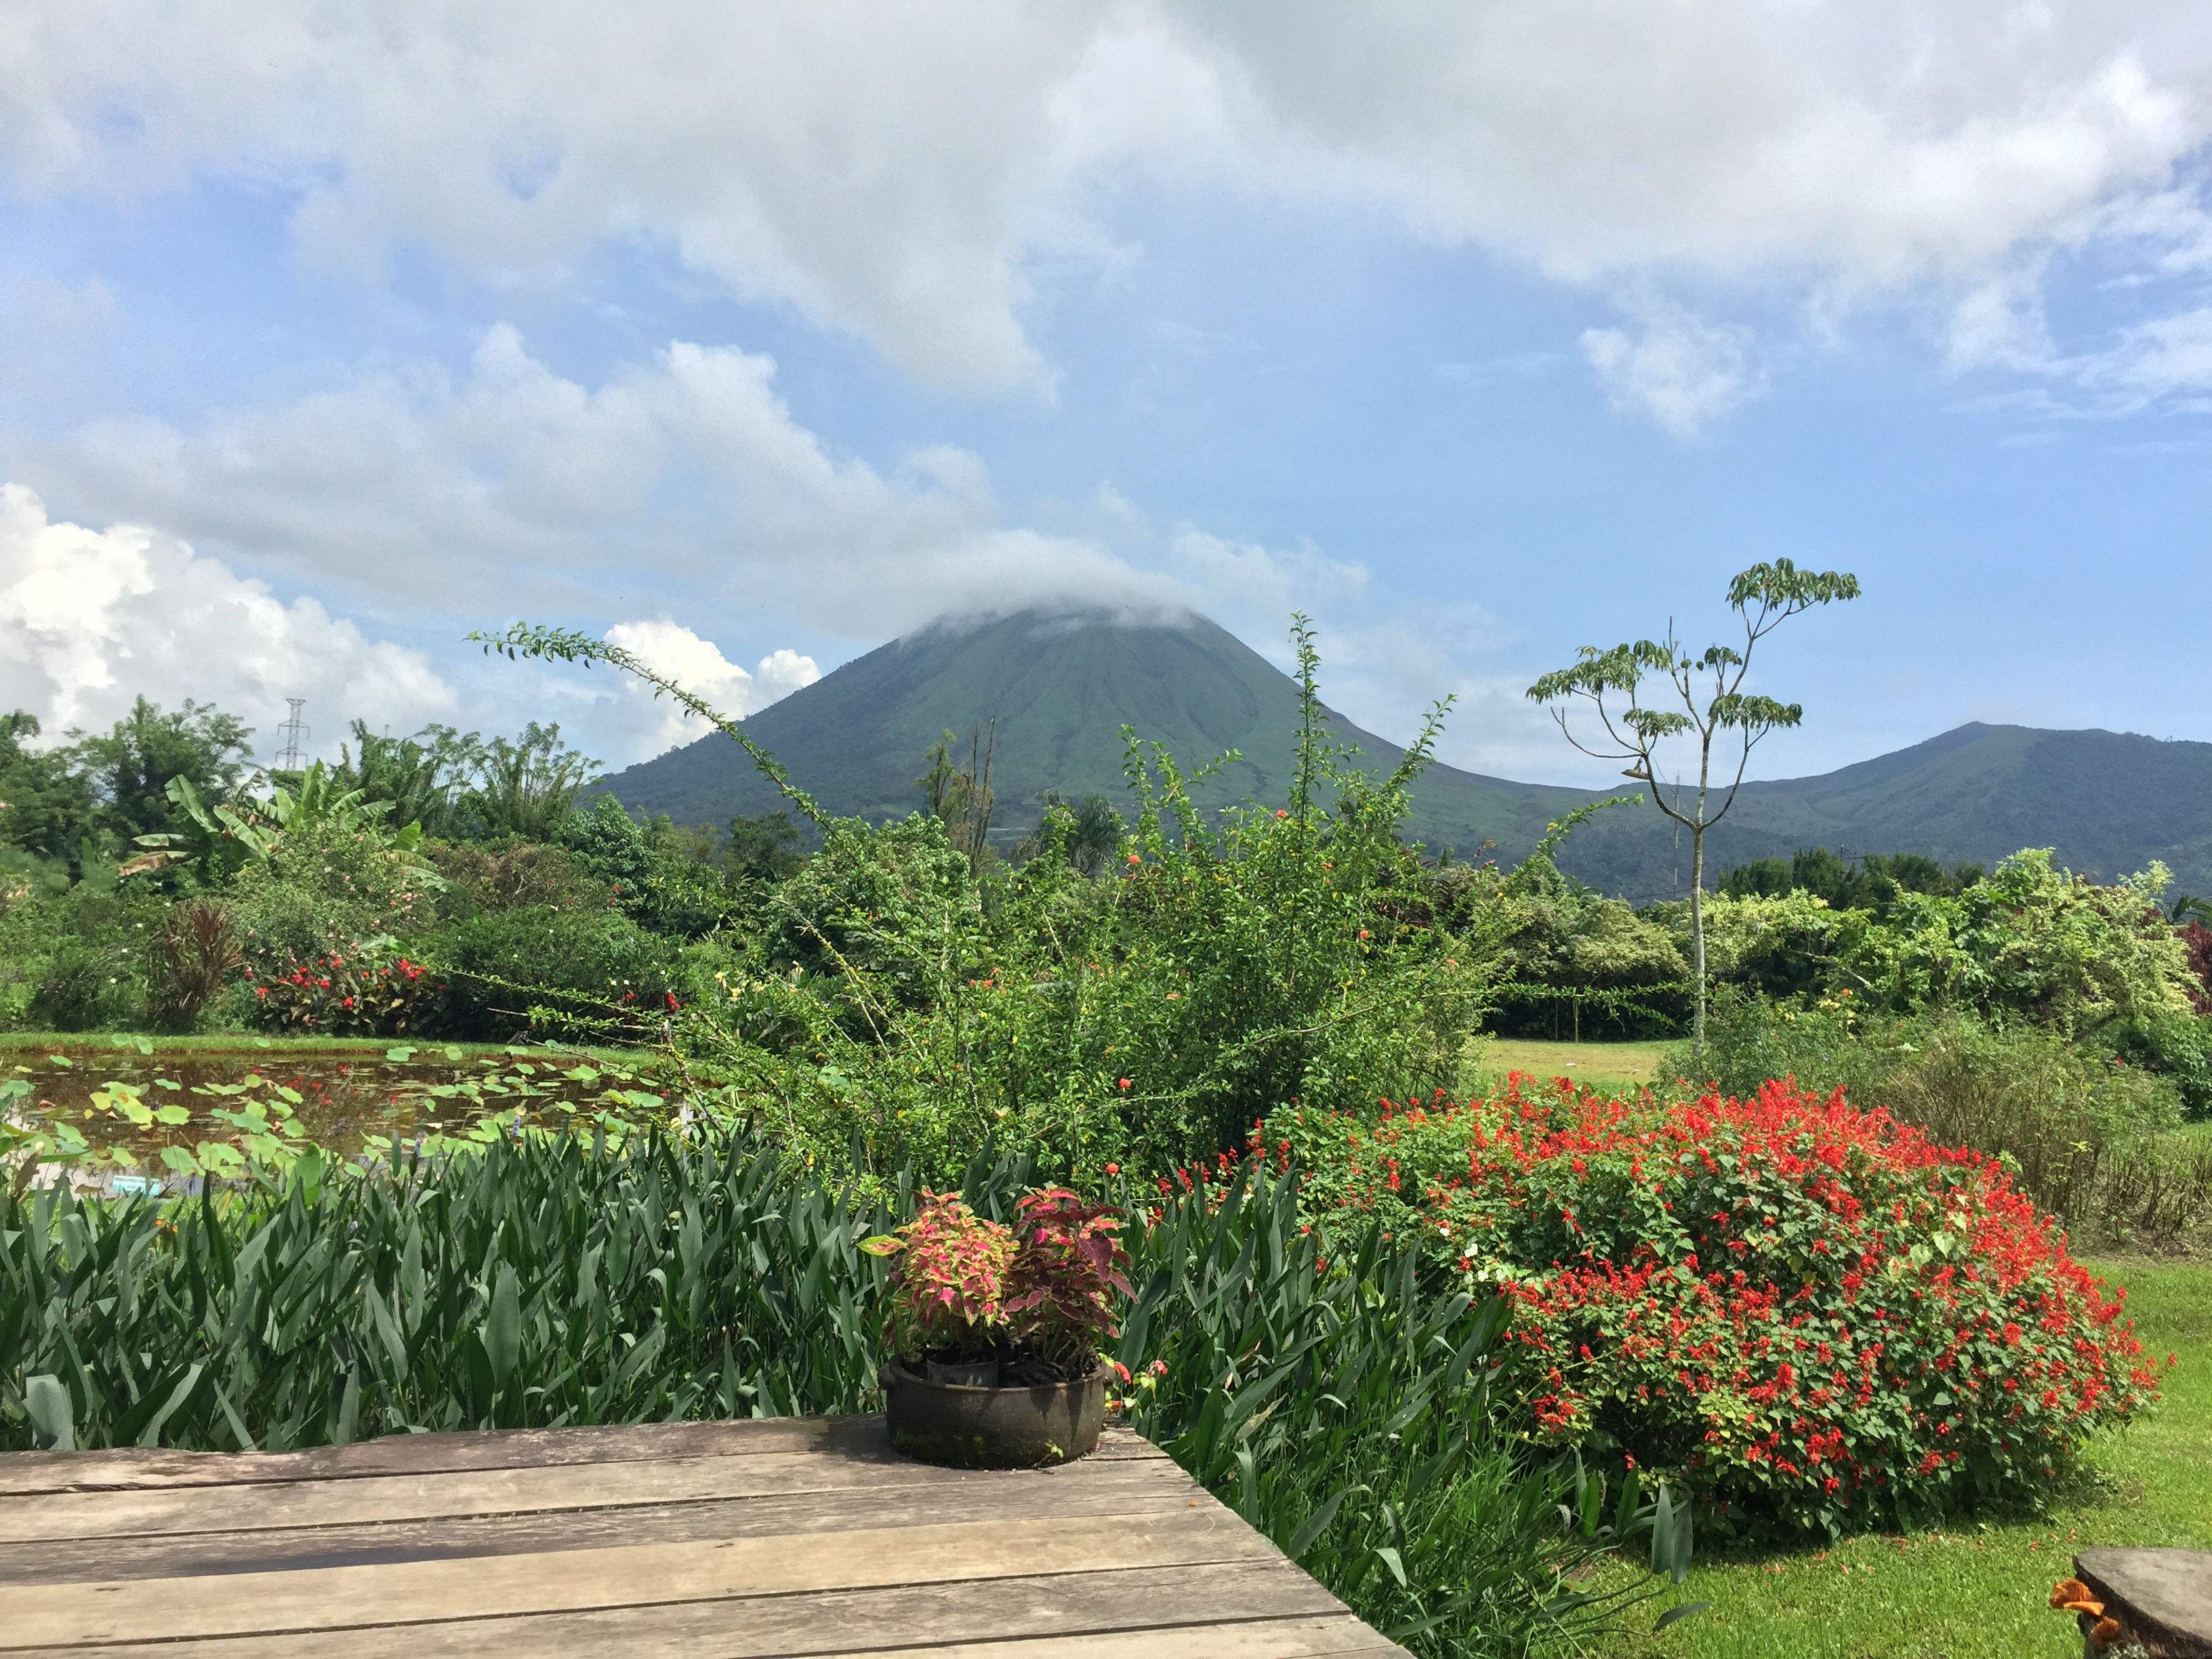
{"left": 0, "top": 1417, "right": 1409, "bottom": 1656}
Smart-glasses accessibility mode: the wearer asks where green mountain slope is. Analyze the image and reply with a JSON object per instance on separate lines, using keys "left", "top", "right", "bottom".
{"left": 598, "top": 607, "right": 2212, "bottom": 899}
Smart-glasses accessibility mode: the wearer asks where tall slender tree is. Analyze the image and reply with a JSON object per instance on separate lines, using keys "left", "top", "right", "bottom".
{"left": 1526, "top": 559, "right": 1861, "bottom": 1057}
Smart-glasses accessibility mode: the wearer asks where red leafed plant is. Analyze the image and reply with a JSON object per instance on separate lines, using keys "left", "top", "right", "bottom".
{"left": 2182, "top": 920, "right": 2212, "bottom": 1014}
{"left": 1004, "top": 1187, "right": 1132, "bottom": 1368}
{"left": 863, "top": 1186, "right": 1130, "bottom": 1374}
{"left": 862, "top": 1190, "right": 1017, "bottom": 1361}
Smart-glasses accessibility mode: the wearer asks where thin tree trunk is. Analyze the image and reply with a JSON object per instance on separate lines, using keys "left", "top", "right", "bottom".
{"left": 1690, "top": 828, "right": 1707, "bottom": 1064}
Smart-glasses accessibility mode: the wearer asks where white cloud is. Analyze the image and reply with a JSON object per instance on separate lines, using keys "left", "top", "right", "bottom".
{"left": 1581, "top": 304, "right": 1763, "bottom": 439}
{"left": 0, "top": 483, "right": 455, "bottom": 756}
{"left": 601, "top": 619, "right": 820, "bottom": 756}
{"left": 1168, "top": 527, "right": 1368, "bottom": 632}
{"left": 10, "top": 2, "right": 2212, "bottom": 419}
{"left": 27, "top": 324, "right": 1365, "bottom": 646}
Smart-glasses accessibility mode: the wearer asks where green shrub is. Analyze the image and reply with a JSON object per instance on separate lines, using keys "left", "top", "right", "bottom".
{"left": 1840, "top": 849, "right": 2197, "bottom": 1031}
{"left": 422, "top": 838, "right": 610, "bottom": 919}
{"left": 432, "top": 904, "right": 688, "bottom": 1040}
{"left": 2, "top": 880, "right": 161, "bottom": 1031}
{"left": 481, "top": 617, "right": 1502, "bottom": 1184}
{"left": 2112, "top": 1013, "right": 2212, "bottom": 1121}
{"left": 1275, "top": 1080, "right": 2165, "bottom": 1538}
{"left": 559, "top": 795, "right": 735, "bottom": 937}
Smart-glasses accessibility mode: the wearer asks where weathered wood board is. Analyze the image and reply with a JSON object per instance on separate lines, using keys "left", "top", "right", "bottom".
{"left": 0, "top": 1418, "right": 1408, "bottom": 1656}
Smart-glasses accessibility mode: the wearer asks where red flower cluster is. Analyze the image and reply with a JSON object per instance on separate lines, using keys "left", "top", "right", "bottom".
{"left": 245, "top": 949, "right": 453, "bottom": 1038}
{"left": 1273, "top": 1076, "right": 2163, "bottom": 1536}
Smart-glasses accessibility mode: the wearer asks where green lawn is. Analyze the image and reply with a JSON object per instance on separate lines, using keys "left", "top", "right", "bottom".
{"left": 1606, "top": 1259, "right": 2212, "bottom": 1659}
{"left": 1468, "top": 1037, "right": 1677, "bottom": 1092}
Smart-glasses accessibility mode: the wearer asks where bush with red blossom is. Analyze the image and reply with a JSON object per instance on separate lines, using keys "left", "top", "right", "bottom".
{"left": 245, "top": 945, "right": 455, "bottom": 1037}
{"left": 1272, "top": 1077, "right": 2165, "bottom": 1536}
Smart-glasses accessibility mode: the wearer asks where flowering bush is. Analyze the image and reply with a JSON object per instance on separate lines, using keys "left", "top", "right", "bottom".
{"left": 1275, "top": 1077, "right": 2165, "bottom": 1536}
{"left": 246, "top": 944, "right": 453, "bottom": 1037}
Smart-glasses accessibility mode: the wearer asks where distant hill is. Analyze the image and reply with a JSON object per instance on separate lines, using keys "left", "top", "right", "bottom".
{"left": 598, "top": 607, "right": 2212, "bottom": 900}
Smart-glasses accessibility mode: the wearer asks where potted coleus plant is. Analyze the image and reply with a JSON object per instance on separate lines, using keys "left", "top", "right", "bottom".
{"left": 863, "top": 1186, "right": 1130, "bottom": 1468}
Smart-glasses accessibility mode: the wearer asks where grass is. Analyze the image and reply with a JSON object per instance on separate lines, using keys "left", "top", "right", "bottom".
{"left": 1606, "top": 1258, "right": 2212, "bottom": 1659}
{"left": 1469, "top": 1037, "right": 1677, "bottom": 1092}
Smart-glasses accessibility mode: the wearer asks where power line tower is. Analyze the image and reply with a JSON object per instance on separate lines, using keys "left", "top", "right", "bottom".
{"left": 275, "top": 698, "right": 309, "bottom": 771}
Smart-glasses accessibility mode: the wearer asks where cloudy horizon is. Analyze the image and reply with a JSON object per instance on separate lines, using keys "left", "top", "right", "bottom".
{"left": 5, "top": 3, "right": 2212, "bottom": 783}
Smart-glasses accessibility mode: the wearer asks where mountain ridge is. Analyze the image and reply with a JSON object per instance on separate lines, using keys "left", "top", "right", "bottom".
{"left": 598, "top": 609, "right": 2212, "bottom": 899}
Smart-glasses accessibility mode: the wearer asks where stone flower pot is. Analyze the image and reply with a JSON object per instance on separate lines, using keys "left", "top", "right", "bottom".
{"left": 881, "top": 1358, "right": 1109, "bottom": 1469}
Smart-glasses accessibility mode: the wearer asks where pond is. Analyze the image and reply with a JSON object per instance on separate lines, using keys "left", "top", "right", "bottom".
{"left": 1, "top": 1041, "right": 674, "bottom": 1193}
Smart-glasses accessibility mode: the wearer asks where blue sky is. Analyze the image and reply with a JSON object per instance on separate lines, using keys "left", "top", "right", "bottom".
{"left": 4, "top": 3, "right": 2211, "bottom": 785}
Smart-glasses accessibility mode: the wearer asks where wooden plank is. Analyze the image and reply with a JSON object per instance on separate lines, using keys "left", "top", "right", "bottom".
{"left": 45, "top": 1557, "right": 1362, "bottom": 1658}
{"left": 0, "top": 1436, "right": 1171, "bottom": 1544}
{"left": 0, "top": 1419, "right": 1162, "bottom": 1497}
{"left": 836, "top": 1618, "right": 1409, "bottom": 1658}
{"left": 0, "top": 1509, "right": 1281, "bottom": 1648}
{"left": 0, "top": 1456, "right": 1208, "bottom": 1584}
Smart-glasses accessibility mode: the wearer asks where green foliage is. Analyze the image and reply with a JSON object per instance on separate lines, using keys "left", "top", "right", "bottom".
{"left": 422, "top": 838, "right": 610, "bottom": 918}
{"left": 142, "top": 761, "right": 432, "bottom": 888}
{"left": 1456, "top": 800, "right": 1689, "bottom": 1040}
{"left": 334, "top": 721, "right": 483, "bottom": 838}
{"left": 2112, "top": 1013, "right": 2212, "bottom": 1120}
{"left": 1720, "top": 846, "right": 1986, "bottom": 914}
{"left": 0, "top": 878, "right": 163, "bottom": 1031}
{"left": 459, "top": 722, "right": 598, "bottom": 840}
{"left": 0, "top": 712, "right": 98, "bottom": 861}
{"left": 724, "top": 811, "right": 806, "bottom": 882}
{"left": 559, "top": 794, "right": 735, "bottom": 937}
{"left": 432, "top": 904, "right": 689, "bottom": 1040}
{"left": 487, "top": 615, "right": 1501, "bottom": 1182}
{"left": 1841, "top": 848, "right": 2197, "bottom": 1031}
{"left": 67, "top": 696, "right": 257, "bottom": 845}
{"left": 225, "top": 819, "right": 443, "bottom": 977}
{"left": 1652, "top": 888, "right": 1839, "bottom": 1001}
